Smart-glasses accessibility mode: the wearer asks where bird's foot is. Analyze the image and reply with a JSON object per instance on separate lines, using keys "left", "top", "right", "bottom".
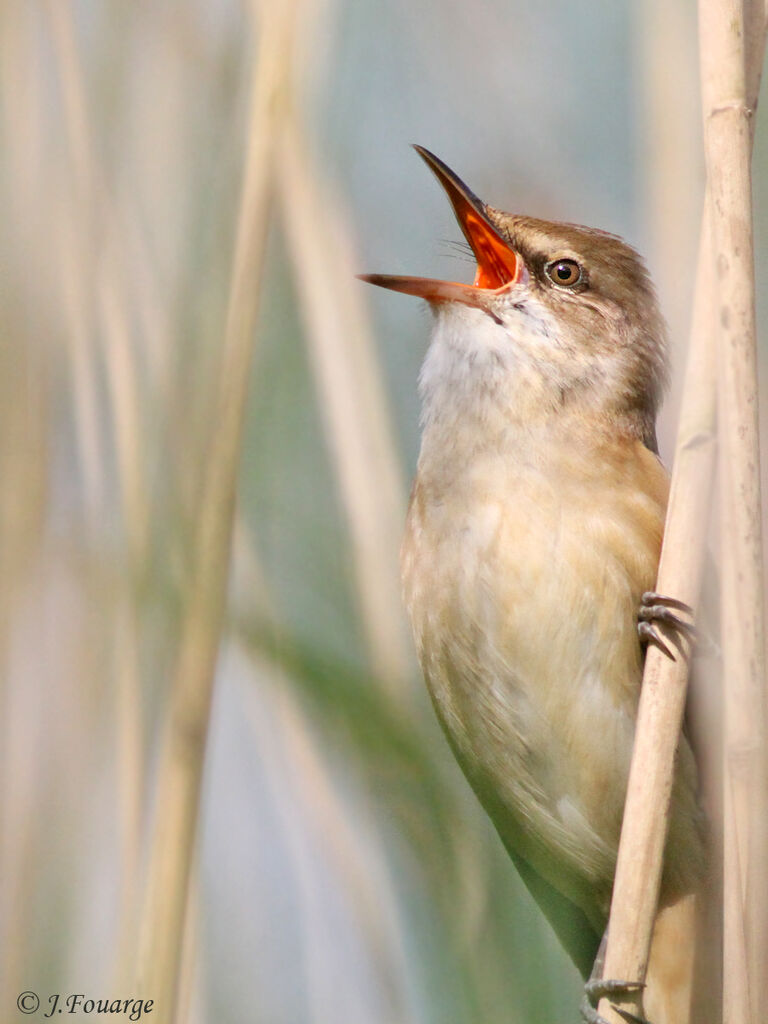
{"left": 637, "top": 591, "right": 696, "bottom": 661}
{"left": 581, "top": 979, "right": 649, "bottom": 1024}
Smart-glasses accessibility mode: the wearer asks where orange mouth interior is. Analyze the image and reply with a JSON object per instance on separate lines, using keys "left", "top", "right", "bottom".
{"left": 463, "top": 209, "right": 524, "bottom": 289}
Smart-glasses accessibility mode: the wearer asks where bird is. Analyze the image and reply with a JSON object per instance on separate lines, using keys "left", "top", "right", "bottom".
{"left": 360, "top": 147, "right": 710, "bottom": 1024}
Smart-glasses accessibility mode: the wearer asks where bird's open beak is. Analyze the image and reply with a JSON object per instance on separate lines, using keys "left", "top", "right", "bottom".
{"left": 359, "top": 146, "right": 527, "bottom": 308}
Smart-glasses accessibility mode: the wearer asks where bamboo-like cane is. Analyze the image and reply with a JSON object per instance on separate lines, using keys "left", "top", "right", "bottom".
{"left": 701, "top": 0, "right": 768, "bottom": 1019}
{"left": 596, "top": 212, "right": 717, "bottom": 1024}
{"left": 598, "top": 3, "right": 767, "bottom": 1021}
{"left": 132, "top": 3, "right": 298, "bottom": 1020}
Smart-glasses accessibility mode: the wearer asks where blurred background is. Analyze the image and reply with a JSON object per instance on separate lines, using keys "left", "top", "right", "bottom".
{"left": 1, "top": 1, "right": 766, "bottom": 1022}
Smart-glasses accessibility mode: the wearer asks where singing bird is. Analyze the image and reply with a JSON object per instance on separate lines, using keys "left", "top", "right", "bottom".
{"left": 361, "top": 149, "right": 708, "bottom": 1024}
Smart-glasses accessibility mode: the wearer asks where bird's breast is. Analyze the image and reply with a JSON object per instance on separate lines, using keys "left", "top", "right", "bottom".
{"left": 402, "top": 431, "right": 669, "bottom": 908}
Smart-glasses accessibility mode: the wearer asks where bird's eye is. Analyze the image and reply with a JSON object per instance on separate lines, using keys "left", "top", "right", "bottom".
{"left": 545, "top": 258, "right": 583, "bottom": 288}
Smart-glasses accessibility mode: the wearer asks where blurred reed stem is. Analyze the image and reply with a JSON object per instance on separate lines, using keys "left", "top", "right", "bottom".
{"left": 48, "top": 89, "right": 105, "bottom": 526}
{"left": 48, "top": 0, "right": 149, "bottom": 558}
{"left": 700, "top": 1, "right": 768, "bottom": 1020}
{"left": 635, "top": 0, "right": 700, "bottom": 380}
{"left": 241, "top": 666, "right": 409, "bottom": 1021}
{"left": 736, "top": 5, "right": 768, "bottom": 1011}
{"left": 114, "top": 596, "right": 145, "bottom": 976}
{"left": 0, "top": 2, "right": 52, "bottom": 1008}
{"left": 46, "top": 3, "right": 152, "bottom": 995}
{"left": 277, "top": 118, "right": 410, "bottom": 697}
{"left": 176, "top": 852, "right": 204, "bottom": 1024}
{"left": 133, "top": 2, "right": 299, "bottom": 1019}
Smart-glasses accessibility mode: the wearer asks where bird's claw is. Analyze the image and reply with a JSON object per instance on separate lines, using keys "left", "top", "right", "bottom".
{"left": 640, "top": 591, "right": 692, "bottom": 615}
{"left": 580, "top": 992, "right": 613, "bottom": 1024}
{"left": 637, "top": 621, "right": 675, "bottom": 660}
{"left": 637, "top": 591, "right": 696, "bottom": 661}
{"left": 581, "top": 979, "right": 650, "bottom": 1024}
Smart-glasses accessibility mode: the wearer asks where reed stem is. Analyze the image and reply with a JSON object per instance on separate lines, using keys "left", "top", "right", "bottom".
{"left": 133, "top": 4, "right": 298, "bottom": 1019}
{"left": 598, "top": 3, "right": 767, "bottom": 1021}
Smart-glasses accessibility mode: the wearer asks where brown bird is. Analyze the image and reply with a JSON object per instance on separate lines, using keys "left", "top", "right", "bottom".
{"left": 361, "top": 148, "right": 709, "bottom": 1024}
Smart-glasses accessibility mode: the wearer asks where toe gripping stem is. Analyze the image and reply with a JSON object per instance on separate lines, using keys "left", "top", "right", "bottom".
{"left": 637, "top": 590, "right": 696, "bottom": 661}
{"left": 581, "top": 979, "right": 649, "bottom": 1024}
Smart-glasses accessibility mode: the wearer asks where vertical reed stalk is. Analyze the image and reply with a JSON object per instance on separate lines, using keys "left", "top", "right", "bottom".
{"left": 133, "top": 2, "right": 298, "bottom": 1019}
{"left": 597, "top": 229, "right": 718, "bottom": 1024}
{"left": 277, "top": 118, "right": 409, "bottom": 695}
{"left": 0, "top": 3, "right": 53, "bottom": 1009}
{"left": 48, "top": 0, "right": 149, "bottom": 558}
{"left": 46, "top": 3, "right": 153, "bottom": 994}
{"left": 700, "top": 0, "right": 768, "bottom": 1018}
{"left": 114, "top": 595, "right": 145, "bottom": 979}
{"left": 599, "top": 3, "right": 767, "bottom": 1021}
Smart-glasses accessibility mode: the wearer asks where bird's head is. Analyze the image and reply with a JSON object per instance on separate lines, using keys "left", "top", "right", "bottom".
{"left": 360, "top": 148, "right": 667, "bottom": 451}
